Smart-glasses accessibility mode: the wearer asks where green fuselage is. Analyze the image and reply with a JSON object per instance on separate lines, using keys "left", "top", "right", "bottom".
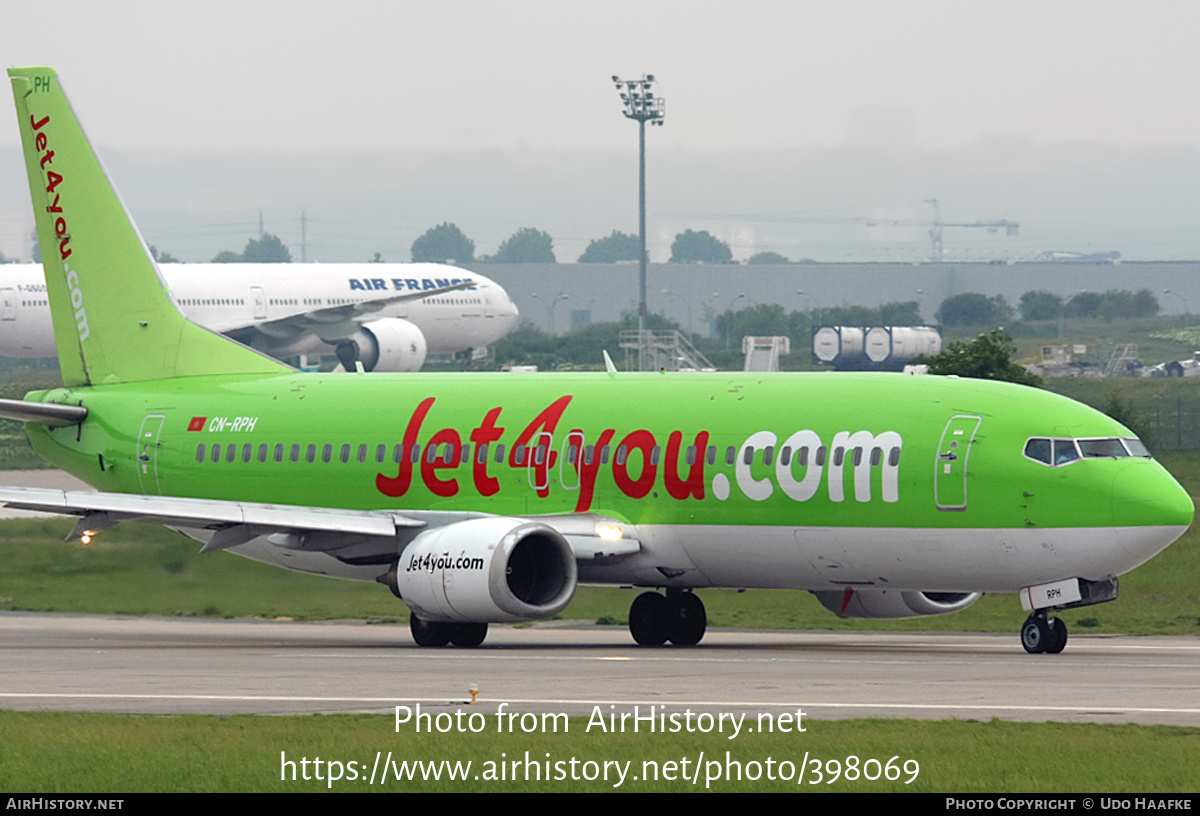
{"left": 26, "top": 370, "right": 1189, "bottom": 536}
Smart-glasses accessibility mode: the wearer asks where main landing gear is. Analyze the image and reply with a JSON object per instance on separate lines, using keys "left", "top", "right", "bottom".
{"left": 1020, "top": 611, "right": 1067, "bottom": 654}
{"left": 628, "top": 589, "right": 707, "bottom": 646}
{"left": 410, "top": 613, "right": 488, "bottom": 648}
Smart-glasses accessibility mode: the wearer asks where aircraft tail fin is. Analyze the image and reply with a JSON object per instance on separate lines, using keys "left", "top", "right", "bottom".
{"left": 8, "top": 66, "right": 290, "bottom": 386}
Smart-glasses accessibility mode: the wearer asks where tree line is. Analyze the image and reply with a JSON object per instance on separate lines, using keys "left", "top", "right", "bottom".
{"left": 938, "top": 289, "right": 1160, "bottom": 326}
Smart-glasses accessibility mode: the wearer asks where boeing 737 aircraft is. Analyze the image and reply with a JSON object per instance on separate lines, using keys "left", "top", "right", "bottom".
{"left": 0, "top": 67, "right": 1191, "bottom": 654}
{"left": 0, "top": 262, "right": 519, "bottom": 372}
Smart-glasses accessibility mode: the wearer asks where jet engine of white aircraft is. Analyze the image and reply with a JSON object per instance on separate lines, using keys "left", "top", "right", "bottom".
{"left": 811, "top": 589, "right": 980, "bottom": 619}
{"left": 386, "top": 517, "right": 578, "bottom": 646}
{"left": 334, "top": 318, "right": 428, "bottom": 372}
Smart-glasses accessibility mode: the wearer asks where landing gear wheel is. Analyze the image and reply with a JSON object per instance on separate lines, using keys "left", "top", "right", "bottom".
{"left": 629, "top": 592, "right": 670, "bottom": 646}
{"left": 410, "top": 613, "right": 452, "bottom": 647}
{"left": 450, "top": 623, "right": 488, "bottom": 648}
{"left": 1044, "top": 617, "right": 1068, "bottom": 654}
{"left": 667, "top": 591, "right": 707, "bottom": 646}
{"left": 1020, "top": 615, "right": 1052, "bottom": 654}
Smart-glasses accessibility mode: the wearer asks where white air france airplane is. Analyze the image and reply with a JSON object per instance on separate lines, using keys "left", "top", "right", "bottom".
{"left": 0, "top": 262, "right": 519, "bottom": 371}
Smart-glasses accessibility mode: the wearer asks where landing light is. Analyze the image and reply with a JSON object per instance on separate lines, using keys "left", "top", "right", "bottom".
{"left": 597, "top": 525, "right": 624, "bottom": 541}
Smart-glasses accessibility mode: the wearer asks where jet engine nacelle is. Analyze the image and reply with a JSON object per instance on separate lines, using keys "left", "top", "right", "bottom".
{"left": 811, "top": 589, "right": 980, "bottom": 619}
{"left": 335, "top": 318, "right": 428, "bottom": 372}
{"left": 392, "top": 517, "right": 577, "bottom": 623}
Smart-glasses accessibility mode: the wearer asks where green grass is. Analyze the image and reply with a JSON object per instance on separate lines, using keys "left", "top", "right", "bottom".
{"left": 1, "top": 711, "right": 1197, "bottom": 792}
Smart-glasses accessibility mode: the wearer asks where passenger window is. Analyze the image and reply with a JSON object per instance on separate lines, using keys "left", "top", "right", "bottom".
{"left": 242, "top": 444, "right": 252, "bottom": 463}
{"left": 870, "top": 448, "right": 881, "bottom": 467}
{"left": 616, "top": 446, "right": 628, "bottom": 466}
{"left": 275, "top": 443, "right": 284, "bottom": 463}
{"left": 360, "top": 444, "right": 369, "bottom": 464}
{"left": 494, "top": 444, "right": 506, "bottom": 463}
{"left": 764, "top": 446, "right": 775, "bottom": 466}
{"left": 833, "top": 447, "right": 844, "bottom": 467}
{"left": 211, "top": 443, "right": 221, "bottom": 463}
{"left": 742, "top": 447, "right": 754, "bottom": 465}
{"left": 426, "top": 445, "right": 438, "bottom": 464}
{"left": 815, "top": 446, "right": 827, "bottom": 466}
{"left": 306, "top": 444, "right": 316, "bottom": 463}
{"left": 1024, "top": 438, "right": 1051, "bottom": 465}
{"left": 290, "top": 444, "right": 300, "bottom": 463}
{"left": 323, "top": 444, "right": 333, "bottom": 463}
{"left": 707, "top": 446, "right": 717, "bottom": 466}
{"left": 650, "top": 446, "right": 661, "bottom": 466}
{"left": 686, "top": 446, "right": 696, "bottom": 466}
{"left": 477, "top": 444, "right": 489, "bottom": 464}
{"left": 340, "top": 444, "right": 351, "bottom": 463}
{"left": 852, "top": 447, "right": 862, "bottom": 467}
{"left": 725, "top": 446, "right": 736, "bottom": 465}
{"left": 889, "top": 447, "right": 901, "bottom": 467}
{"left": 410, "top": 445, "right": 421, "bottom": 464}
{"left": 196, "top": 444, "right": 206, "bottom": 463}
{"left": 780, "top": 446, "right": 791, "bottom": 466}
{"left": 258, "top": 444, "right": 268, "bottom": 463}
{"left": 376, "top": 444, "right": 387, "bottom": 463}
{"left": 584, "top": 445, "right": 594, "bottom": 466}
{"left": 227, "top": 444, "right": 237, "bottom": 463}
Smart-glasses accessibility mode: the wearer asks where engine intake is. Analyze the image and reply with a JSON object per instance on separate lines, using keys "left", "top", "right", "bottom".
{"left": 335, "top": 318, "right": 427, "bottom": 372}
{"left": 392, "top": 517, "right": 577, "bottom": 623}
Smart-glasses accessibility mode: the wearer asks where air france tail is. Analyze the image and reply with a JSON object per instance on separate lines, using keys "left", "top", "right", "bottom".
{"left": 9, "top": 66, "right": 288, "bottom": 386}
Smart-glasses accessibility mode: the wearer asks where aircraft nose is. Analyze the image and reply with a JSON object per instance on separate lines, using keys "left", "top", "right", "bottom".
{"left": 1111, "top": 461, "right": 1193, "bottom": 560}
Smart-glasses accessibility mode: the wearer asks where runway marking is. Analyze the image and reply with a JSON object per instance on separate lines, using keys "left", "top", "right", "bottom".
{"left": 280, "top": 652, "right": 1200, "bottom": 670}
{"left": 2, "top": 692, "right": 1200, "bottom": 718}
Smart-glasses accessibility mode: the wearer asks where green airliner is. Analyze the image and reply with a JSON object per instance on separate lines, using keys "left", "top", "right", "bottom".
{"left": 2, "top": 66, "right": 1192, "bottom": 653}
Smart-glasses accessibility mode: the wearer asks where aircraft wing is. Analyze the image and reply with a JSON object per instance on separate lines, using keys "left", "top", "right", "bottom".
{"left": 0, "top": 487, "right": 640, "bottom": 560}
{"left": 224, "top": 280, "right": 475, "bottom": 340}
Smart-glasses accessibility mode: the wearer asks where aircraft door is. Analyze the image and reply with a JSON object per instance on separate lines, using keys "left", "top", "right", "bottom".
{"left": 935, "top": 415, "right": 981, "bottom": 511}
{"left": 136, "top": 414, "right": 166, "bottom": 495}
{"left": 250, "top": 286, "right": 267, "bottom": 320}
{"left": 0, "top": 288, "right": 15, "bottom": 321}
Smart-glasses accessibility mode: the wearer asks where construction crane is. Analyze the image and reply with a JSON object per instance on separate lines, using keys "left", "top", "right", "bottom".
{"left": 923, "top": 198, "right": 1018, "bottom": 262}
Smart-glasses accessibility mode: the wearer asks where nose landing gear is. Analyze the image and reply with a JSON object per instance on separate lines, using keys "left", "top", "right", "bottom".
{"left": 1020, "top": 611, "right": 1067, "bottom": 654}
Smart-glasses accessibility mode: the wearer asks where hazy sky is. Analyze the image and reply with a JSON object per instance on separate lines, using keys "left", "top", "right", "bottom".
{"left": 3, "top": 0, "right": 1199, "bottom": 154}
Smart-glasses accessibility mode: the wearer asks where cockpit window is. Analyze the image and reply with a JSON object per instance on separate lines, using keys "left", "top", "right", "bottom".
{"left": 1053, "top": 439, "right": 1079, "bottom": 465}
{"left": 1078, "top": 438, "right": 1129, "bottom": 458}
{"left": 1122, "top": 438, "right": 1152, "bottom": 458}
{"left": 1026, "top": 435, "right": 1152, "bottom": 466}
{"left": 1024, "top": 438, "right": 1052, "bottom": 465}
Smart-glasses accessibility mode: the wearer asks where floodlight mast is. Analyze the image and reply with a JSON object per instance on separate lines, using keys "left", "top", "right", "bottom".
{"left": 612, "top": 74, "right": 665, "bottom": 371}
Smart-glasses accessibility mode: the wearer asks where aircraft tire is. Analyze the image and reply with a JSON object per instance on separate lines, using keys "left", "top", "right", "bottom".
{"left": 667, "top": 591, "right": 707, "bottom": 646}
{"left": 410, "top": 613, "right": 453, "bottom": 647}
{"left": 450, "top": 623, "right": 489, "bottom": 648}
{"left": 1044, "top": 618, "right": 1068, "bottom": 654}
{"left": 629, "top": 592, "right": 670, "bottom": 646}
{"left": 1020, "top": 616, "right": 1051, "bottom": 654}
